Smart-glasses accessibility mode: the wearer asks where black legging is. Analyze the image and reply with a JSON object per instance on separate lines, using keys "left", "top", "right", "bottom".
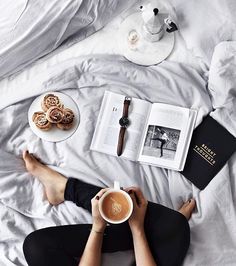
{"left": 23, "top": 178, "right": 190, "bottom": 266}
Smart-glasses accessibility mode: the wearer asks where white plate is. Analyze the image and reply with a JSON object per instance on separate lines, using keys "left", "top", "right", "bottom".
{"left": 28, "top": 91, "right": 80, "bottom": 142}
{"left": 118, "top": 12, "right": 175, "bottom": 66}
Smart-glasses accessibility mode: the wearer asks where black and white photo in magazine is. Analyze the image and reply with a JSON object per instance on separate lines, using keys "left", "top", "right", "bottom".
{"left": 142, "top": 125, "right": 180, "bottom": 160}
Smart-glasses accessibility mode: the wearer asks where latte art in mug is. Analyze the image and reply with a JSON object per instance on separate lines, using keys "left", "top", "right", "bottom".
{"left": 102, "top": 192, "right": 131, "bottom": 221}
{"left": 111, "top": 198, "right": 122, "bottom": 215}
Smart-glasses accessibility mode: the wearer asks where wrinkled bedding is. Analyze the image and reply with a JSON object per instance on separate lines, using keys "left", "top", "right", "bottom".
{"left": 1, "top": 0, "right": 236, "bottom": 266}
{"left": 170, "top": 0, "right": 236, "bottom": 69}
{"left": 0, "top": 54, "right": 211, "bottom": 266}
{"left": 0, "top": 0, "right": 137, "bottom": 78}
{"left": 0, "top": 46, "right": 235, "bottom": 265}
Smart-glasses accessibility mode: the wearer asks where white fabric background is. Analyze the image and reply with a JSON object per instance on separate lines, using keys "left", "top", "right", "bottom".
{"left": 169, "top": 0, "right": 236, "bottom": 68}
{"left": 0, "top": 54, "right": 212, "bottom": 265}
{"left": 0, "top": 0, "right": 138, "bottom": 78}
{"left": 0, "top": 0, "right": 236, "bottom": 265}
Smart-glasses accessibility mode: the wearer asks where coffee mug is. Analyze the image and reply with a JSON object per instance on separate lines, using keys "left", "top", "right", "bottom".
{"left": 99, "top": 181, "right": 133, "bottom": 224}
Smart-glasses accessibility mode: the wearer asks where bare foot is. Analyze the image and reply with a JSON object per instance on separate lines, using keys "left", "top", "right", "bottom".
{"left": 178, "top": 199, "right": 196, "bottom": 220}
{"left": 23, "top": 150, "right": 67, "bottom": 205}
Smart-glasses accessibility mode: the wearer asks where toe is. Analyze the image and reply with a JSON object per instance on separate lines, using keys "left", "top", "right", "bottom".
{"left": 23, "top": 150, "right": 29, "bottom": 160}
{"left": 185, "top": 199, "right": 196, "bottom": 213}
{"left": 179, "top": 198, "right": 196, "bottom": 220}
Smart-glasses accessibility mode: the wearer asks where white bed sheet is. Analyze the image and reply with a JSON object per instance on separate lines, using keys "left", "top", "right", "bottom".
{"left": 0, "top": 0, "right": 139, "bottom": 79}
{"left": 1, "top": 47, "right": 235, "bottom": 266}
{"left": 0, "top": 54, "right": 212, "bottom": 266}
{"left": 1, "top": 2, "right": 236, "bottom": 266}
{"left": 0, "top": 2, "right": 204, "bottom": 95}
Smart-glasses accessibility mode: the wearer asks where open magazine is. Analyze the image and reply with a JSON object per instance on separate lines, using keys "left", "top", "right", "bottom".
{"left": 91, "top": 91, "right": 198, "bottom": 171}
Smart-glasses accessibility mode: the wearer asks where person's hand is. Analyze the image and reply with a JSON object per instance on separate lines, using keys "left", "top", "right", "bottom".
{"left": 125, "top": 187, "right": 148, "bottom": 234}
{"left": 91, "top": 188, "right": 109, "bottom": 232}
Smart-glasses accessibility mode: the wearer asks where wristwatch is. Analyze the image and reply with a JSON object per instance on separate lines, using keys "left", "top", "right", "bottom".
{"left": 117, "top": 96, "right": 131, "bottom": 156}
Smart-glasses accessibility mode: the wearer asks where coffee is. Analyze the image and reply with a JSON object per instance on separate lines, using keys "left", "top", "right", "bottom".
{"left": 101, "top": 191, "right": 131, "bottom": 221}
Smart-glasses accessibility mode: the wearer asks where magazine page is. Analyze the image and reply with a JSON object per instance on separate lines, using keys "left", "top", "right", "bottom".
{"left": 138, "top": 103, "right": 190, "bottom": 169}
{"left": 178, "top": 109, "right": 198, "bottom": 171}
{"left": 90, "top": 91, "right": 151, "bottom": 161}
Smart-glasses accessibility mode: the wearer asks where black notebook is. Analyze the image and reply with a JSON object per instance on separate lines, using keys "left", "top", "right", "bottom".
{"left": 181, "top": 115, "right": 236, "bottom": 190}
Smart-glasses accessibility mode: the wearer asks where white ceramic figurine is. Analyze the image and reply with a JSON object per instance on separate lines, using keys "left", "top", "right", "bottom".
{"left": 140, "top": 2, "right": 178, "bottom": 42}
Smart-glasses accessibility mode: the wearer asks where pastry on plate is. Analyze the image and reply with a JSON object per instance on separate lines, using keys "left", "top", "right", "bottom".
{"left": 32, "top": 112, "right": 51, "bottom": 131}
{"left": 41, "top": 94, "right": 63, "bottom": 112}
{"left": 57, "top": 108, "right": 75, "bottom": 130}
{"left": 46, "top": 106, "right": 64, "bottom": 123}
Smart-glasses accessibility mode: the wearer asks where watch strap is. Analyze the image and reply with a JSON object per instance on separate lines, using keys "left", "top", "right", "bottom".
{"left": 117, "top": 127, "right": 126, "bottom": 156}
{"left": 118, "top": 97, "right": 131, "bottom": 156}
{"left": 123, "top": 99, "right": 130, "bottom": 117}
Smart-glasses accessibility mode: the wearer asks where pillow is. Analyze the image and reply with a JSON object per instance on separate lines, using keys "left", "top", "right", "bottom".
{"left": 208, "top": 41, "right": 236, "bottom": 137}
{"left": 0, "top": 0, "right": 137, "bottom": 78}
{"left": 169, "top": 0, "right": 236, "bottom": 66}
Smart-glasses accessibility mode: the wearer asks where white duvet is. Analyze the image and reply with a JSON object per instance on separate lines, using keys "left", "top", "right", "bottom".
{"left": 170, "top": 0, "right": 236, "bottom": 69}
{"left": 0, "top": 43, "right": 235, "bottom": 265}
{"left": 1, "top": 0, "right": 236, "bottom": 266}
{"left": 0, "top": 0, "right": 137, "bottom": 79}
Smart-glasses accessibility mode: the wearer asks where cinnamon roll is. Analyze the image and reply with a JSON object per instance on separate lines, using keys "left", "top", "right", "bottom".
{"left": 46, "top": 106, "right": 64, "bottom": 123}
{"left": 57, "top": 108, "right": 75, "bottom": 130}
{"left": 41, "top": 94, "right": 63, "bottom": 112}
{"left": 32, "top": 112, "right": 51, "bottom": 131}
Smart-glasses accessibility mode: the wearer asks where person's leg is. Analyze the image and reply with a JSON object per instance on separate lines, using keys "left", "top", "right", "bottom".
{"left": 69, "top": 188, "right": 194, "bottom": 265}
{"left": 63, "top": 178, "right": 193, "bottom": 265}
{"left": 23, "top": 150, "right": 103, "bottom": 210}
{"left": 160, "top": 139, "right": 166, "bottom": 157}
{"left": 23, "top": 151, "right": 67, "bottom": 205}
{"left": 23, "top": 225, "right": 83, "bottom": 266}
{"left": 23, "top": 202, "right": 194, "bottom": 266}
{"left": 23, "top": 223, "right": 133, "bottom": 266}
{"left": 23, "top": 151, "right": 195, "bottom": 265}
{"left": 151, "top": 138, "right": 164, "bottom": 157}
{"left": 144, "top": 201, "right": 195, "bottom": 266}
{"left": 64, "top": 177, "right": 102, "bottom": 212}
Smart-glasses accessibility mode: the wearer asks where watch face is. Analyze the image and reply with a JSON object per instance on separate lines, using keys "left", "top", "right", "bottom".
{"left": 119, "top": 117, "right": 130, "bottom": 128}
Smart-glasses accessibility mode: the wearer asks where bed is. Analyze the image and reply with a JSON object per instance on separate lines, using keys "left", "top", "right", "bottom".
{"left": 0, "top": 0, "right": 236, "bottom": 265}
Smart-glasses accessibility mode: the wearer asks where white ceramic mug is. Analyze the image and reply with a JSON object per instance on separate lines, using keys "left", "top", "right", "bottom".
{"left": 99, "top": 181, "right": 133, "bottom": 224}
